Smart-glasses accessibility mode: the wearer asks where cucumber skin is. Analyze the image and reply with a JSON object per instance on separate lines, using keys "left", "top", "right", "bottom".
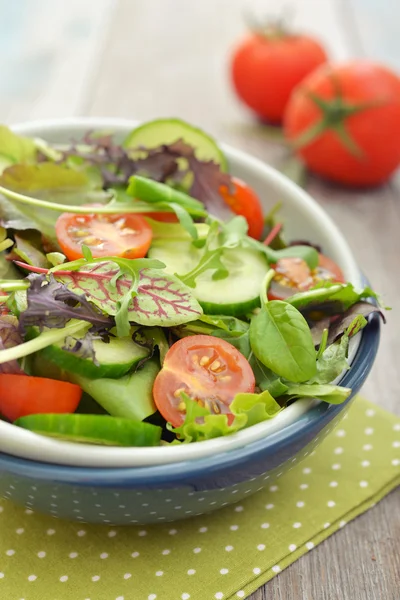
{"left": 39, "top": 343, "right": 147, "bottom": 380}
{"left": 15, "top": 414, "right": 162, "bottom": 447}
{"left": 26, "top": 326, "right": 149, "bottom": 380}
{"left": 123, "top": 118, "right": 228, "bottom": 171}
{"left": 199, "top": 296, "right": 260, "bottom": 317}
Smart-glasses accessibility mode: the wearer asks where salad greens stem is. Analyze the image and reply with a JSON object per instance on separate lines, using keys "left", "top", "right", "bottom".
{"left": 0, "top": 185, "right": 203, "bottom": 216}
{"left": 260, "top": 269, "right": 275, "bottom": 307}
{"left": 0, "top": 280, "right": 29, "bottom": 291}
{"left": 0, "top": 320, "right": 87, "bottom": 365}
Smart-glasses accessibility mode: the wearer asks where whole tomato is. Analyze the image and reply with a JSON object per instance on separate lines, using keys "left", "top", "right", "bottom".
{"left": 230, "top": 27, "right": 327, "bottom": 124}
{"left": 283, "top": 61, "right": 400, "bottom": 186}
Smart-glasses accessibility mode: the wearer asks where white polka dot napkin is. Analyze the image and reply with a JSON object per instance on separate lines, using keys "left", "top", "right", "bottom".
{"left": 0, "top": 397, "right": 399, "bottom": 600}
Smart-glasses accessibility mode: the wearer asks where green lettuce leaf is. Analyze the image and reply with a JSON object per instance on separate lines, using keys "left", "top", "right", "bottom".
{"left": 0, "top": 125, "right": 36, "bottom": 164}
{"left": 168, "top": 390, "right": 281, "bottom": 443}
{"left": 285, "top": 383, "right": 351, "bottom": 404}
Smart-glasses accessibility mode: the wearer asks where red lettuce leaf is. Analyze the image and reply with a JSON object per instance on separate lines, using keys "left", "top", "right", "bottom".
{"left": 19, "top": 273, "right": 114, "bottom": 333}
{"left": 0, "top": 315, "right": 24, "bottom": 374}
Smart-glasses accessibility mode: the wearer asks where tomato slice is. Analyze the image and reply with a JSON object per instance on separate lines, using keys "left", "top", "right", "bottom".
{"left": 153, "top": 335, "right": 255, "bottom": 427}
{"left": 55, "top": 211, "right": 153, "bottom": 261}
{"left": 0, "top": 375, "right": 82, "bottom": 422}
{"left": 219, "top": 177, "right": 264, "bottom": 239}
{"left": 268, "top": 253, "right": 345, "bottom": 301}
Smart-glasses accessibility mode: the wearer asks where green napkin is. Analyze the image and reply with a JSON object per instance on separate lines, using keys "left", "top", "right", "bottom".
{"left": 0, "top": 396, "right": 399, "bottom": 600}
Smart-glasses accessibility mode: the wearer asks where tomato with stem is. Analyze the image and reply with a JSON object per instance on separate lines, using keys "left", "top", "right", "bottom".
{"left": 284, "top": 61, "right": 400, "bottom": 186}
{"left": 153, "top": 335, "right": 255, "bottom": 427}
{"left": 0, "top": 374, "right": 82, "bottom": 422}
{"left": 268, "top": 253, "right": 345, "bottom": 301}
{"left": 55, "top": 211, "right": 153, "bottom": 261}
{"left": 219, "top": 177, "right": 264, "bottom": 239}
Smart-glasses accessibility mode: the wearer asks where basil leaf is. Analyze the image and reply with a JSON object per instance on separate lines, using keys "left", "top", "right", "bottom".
{"left": 249, "top": 300, "right": 316, "bottom": 382}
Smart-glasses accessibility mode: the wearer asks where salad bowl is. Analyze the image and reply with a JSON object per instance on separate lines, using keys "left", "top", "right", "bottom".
{"left": 0, "top": 118, "right": 381, "bottom": 524}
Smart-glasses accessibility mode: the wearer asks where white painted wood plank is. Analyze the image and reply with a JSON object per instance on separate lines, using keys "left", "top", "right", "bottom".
{"left": 87, "top": 0, "right": 351, "bottom": 136}
{"left": 0, "top": 0, "right": 116, "bottom": 123}
{"left": 350, "top": 0, "right": 400, "bottom": 68}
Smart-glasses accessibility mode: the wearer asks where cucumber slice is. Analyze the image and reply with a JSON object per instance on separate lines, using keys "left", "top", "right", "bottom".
{"left": 39, "top": 331, "right": 149, "bottom": 379}
{"left": 123, "top": 118, "right": 228, "bottom": 171}
{"left": 148, "top": 241, "right": 269, "bottom": 316}
{"left": 32, "top": 354, "right": 159, "bottom": 422}
{"left": 72, "top": 358, "right": 159, "bottom": 421}
{"left": 15, "top": 414, "right": 162, "bottom": 447}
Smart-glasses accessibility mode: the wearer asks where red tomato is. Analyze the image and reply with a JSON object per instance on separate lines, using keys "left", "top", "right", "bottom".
{"left": 153, "top": 335, "right": 255, "bottom": 427}
{"left": 219, "top": 177, "right": 264, "bottom": 239}
{"left": 268, "top": 253, "right": 345, "bottom": 301}
{"left": 231, "top": 31, "right": 327, "bottom": 123}
{"left": 0, "top": 375, "right": 82, "bottom": 422}
{"left": 55, "top": 212, "right": 153, "bottom": 261}
{"left": 140, "top": 212, "right": 179, "bottom": 223}
{"left": 284, "top": 61, "right": 400, "bottom": 186}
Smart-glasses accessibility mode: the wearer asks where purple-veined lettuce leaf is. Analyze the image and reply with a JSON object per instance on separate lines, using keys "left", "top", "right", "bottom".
{"left": 19, "top": 273, "right": 114, "bottom": 333}
{"left": 54, "top": 262, "right": 203, "bottom": 328}
{"left": 0, "top": 315, "right": 24, "bottom": 374}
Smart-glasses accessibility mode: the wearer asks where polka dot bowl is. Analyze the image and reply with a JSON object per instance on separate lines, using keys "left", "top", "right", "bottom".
{"left": 0, "top": 118, "right": 381, "bottom": 524}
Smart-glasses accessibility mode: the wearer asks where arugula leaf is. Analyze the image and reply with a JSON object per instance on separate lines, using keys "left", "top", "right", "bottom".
{"left": 176, "top": 219, "right": 249, "bottom": 287}
{"left": 285, "top": 383, "right": 351, "bottom": 404}
{"left": 0, "top": 125, "right": 36, "bottom": 164}
{"left": 249, "top": 299, "right": 317, "bottom": 382}
{"left": 262, "top": 202, "right": 286, "bottom": 249}
{"left": 168, "top": 390, "right": 281, "bottom": 443}
{"left": 243, "top": 235, "right": 319, "bottom": 269}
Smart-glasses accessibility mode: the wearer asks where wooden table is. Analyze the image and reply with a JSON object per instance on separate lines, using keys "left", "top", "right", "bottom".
{"left": 1, "top": 0, "right": 399, "bottom": 597}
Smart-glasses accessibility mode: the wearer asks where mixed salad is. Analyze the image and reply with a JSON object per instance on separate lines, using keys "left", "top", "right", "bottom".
{"left": 0, "top": 118, "right": 384, "bottom": 447}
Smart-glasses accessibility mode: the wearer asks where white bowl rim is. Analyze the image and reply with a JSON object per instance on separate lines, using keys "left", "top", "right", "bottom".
{"left": 0, "top": 117, "right": 362, "bottom": 468}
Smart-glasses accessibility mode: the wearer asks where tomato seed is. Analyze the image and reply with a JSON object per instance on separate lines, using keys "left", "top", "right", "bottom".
{"left": 210, "top": 360, "right": 221, "bottom": 371}
{"left": 199, "top": 356, "right": 209, "bottom": 366}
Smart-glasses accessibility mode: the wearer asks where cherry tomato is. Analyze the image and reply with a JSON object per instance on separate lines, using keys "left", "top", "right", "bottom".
{"left": 231, "top": 30, "right": 327, "bottom": 123}
{"left": 219, "top": 177, "right": 264, "bottom": 239}
{"left": 268, "top": 253, "right": 345, "bottom": 301}
{"left": 0, "top": 375, "right": 82, "bottom": 422}
{"left": 284, "top": 61, "right": 400, "bottom": 186}
{"left": 140, "top": 212, "right": 179, "bottom": 223}
{"left": 55, "top": 212, "right": 153, "bottom": 261}
{"left": 153, "top": 335, "right": 255, "bottom": 427}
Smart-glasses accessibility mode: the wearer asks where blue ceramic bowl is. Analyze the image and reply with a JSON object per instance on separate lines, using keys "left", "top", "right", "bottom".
{"left": 0, "top": 118, "right": 381, "bottom": 524}
{"left": 0, "top": 315, "right": 380, "bottom": 525}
